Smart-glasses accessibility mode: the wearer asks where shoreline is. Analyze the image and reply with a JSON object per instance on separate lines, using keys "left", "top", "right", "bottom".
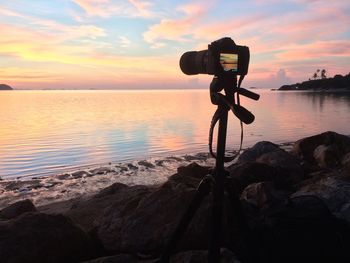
{"left": 0, "top": 142, "right": 295, "bottom": 210}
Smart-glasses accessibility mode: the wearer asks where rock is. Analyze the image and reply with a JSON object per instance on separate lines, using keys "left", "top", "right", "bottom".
{"left": 256, "top": 150, "right": 304, "bottom": 184}
{"left": 127, "top": 163, "right": 138, "bottom": 170}
{"left": 292, "top": 173, "right": 350, "bottom": 222}
{"left": 0, "top": 212, "right": 96, "bottom": 263}
{"left": 72, "top": 170, "right": 92, "bottom": 178}
{"left": 293, "top": 131, "right": 350, "bottom": 164}
{"left": 248, "top": 195, "right": 350, "bottom": 262}
{"left": 95, "top": 163, "right": 237, "bottom": 254}
{"left": 4, "top": 179, "right": 42, "bottom": 191}
{"left": 342, "top": 152, "right": 350, "bottom": 174}
{"left": 90, "top": 167, "right": 113, "bottom": 175}
{"left": 238, "top": 141, "right": 281, "bottom": 162}
{"left": 227, "top": 162, "right": 291, "bottom": 193}
{"left": 0, "top": 199, "right": 37, "bottom": 220}
{"left": 138, "top": 160, "right": 155, "bottom": 168}
{"left": 57, "top": 173, "right": 71, "bottom": 180}
{"left": 240, "top": 182, "right": 289, "bottom": 211}
{"left": 95, "top": 174, "right": 209, "bottom": 253}
{"left": 66, "top": 183, "right": 151, "bottom": 232}
{"left": 313, "top": 144, "right": 341, "bottom": 168}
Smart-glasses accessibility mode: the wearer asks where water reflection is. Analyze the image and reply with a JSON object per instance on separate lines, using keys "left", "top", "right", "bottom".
{"left": 0, "top": 90, "right": 349, "bottom": 179}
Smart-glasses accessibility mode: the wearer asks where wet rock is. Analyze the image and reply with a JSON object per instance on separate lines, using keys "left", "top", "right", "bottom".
{"left": 138, "top": 160, "right": 155, "bottom": 168}
{"left": 127, "top": 163, "right": 138, "bottom": 170}
{"left": 293, "top": 131, "right": 350, "bottom": 164}
{"left": 57, "top": 173, "right": 71, "bottom": 180}
{"left": 72, "top": 170, "right": 92, "bottom": 178}
{"left": 0, "top": 212, "right": 96, "bottom": 263}
{"left": 90, "top": 167, "right": 113, "bottom": 175}
{"left": 238, "top": 141, "right": 281, "bottom": 162}
{"left": 183, "top": 153, "right": 209, "bottom": 162}
{"left": 4, "top": 180, "right": 43, "bottom": 191}
{"left": 0, "top": 199, "right": 37, "bottom": 220}
{"left": 166, "top": 156, "right": 183, "bottom": 162}
{"left": 115, "top": 165, "right": 128, "bottom": 172}
{"left": 155, "top": 160, "right": 164, "bottom": 166}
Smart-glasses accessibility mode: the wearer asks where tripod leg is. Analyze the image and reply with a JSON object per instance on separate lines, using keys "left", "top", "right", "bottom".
{"left": 224, "top": 176, "right": 254, "bottom": 263}
{"left": 160, "top": 176, "right": 212, "bottom": 263}
{"left": 224, "top": 176, "right": 249, "bottom": 232}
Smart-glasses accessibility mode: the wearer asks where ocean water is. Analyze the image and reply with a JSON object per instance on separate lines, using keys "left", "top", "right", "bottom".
{"left": 1, "top": 89, "right": 350, "bottom": 180}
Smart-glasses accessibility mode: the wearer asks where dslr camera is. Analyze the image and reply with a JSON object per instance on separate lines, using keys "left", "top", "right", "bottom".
{"left": 179, "top": 37, "right": 250, "bottom": 76}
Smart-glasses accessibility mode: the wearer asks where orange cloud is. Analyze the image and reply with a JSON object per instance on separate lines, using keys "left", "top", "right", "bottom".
{"left": 143, "top": 2, "right": 213, "bottom": 47}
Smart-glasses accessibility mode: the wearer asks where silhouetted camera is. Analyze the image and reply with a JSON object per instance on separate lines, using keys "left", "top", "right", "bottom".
{"left": 179, "top": 37, "right": 250, "bottom": 76}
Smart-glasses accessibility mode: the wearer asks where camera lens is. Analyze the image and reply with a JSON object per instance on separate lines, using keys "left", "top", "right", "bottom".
{"left": 179, "top": 50, "right": 208, "bottom": 75}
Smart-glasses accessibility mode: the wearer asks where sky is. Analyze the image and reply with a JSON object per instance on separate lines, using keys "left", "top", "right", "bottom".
{"left": 0, "top": 0, "right": 349, "bottom": 89}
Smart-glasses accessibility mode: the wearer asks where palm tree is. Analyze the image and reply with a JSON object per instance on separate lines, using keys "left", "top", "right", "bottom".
{"left": 321, "top": 69, "right": 327, "bottom": 79}
{"left": 313, "top": 72, "right": 318, "bottom": 80}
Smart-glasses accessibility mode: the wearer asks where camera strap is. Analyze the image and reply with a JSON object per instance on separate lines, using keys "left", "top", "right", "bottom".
{"left": 208, "top": 75, "right": 245, "bottom": 162}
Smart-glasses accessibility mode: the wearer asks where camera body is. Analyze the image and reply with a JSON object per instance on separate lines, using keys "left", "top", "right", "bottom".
{"left": 180, "top": 37, "right": 250, "bottom": 76}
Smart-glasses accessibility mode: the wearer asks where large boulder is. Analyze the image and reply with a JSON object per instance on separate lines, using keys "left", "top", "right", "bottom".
{"left": 293, "top": 131, "right": 350, "bottom": 165}
{"left": 292, "top": 172, "right": 350, "bottom": 223}
{"left": 240, "top": 181, "right": 289, "bottom": 211}
{"left": 95, "top": 163, "right": 213, "bottom": 254}
{"left": 227, "top": 162, "right": 294, "bottom": 193}
{"left": 237, "top": 141, "right": 303, "bottom": 184}
{"left": 313, "top": 144, "right": 342, "bottom": 168}
{"left": 0, "top": 199, "right": 37, "bottom": 220}
{"left": 247, "top": 195, "right": 350, "bottom": 262}
{"left": 0, "top": 212, "right": 96, "bottom": 263}
{"left": 238, "top": 141, "right": 282, "bottom": 163}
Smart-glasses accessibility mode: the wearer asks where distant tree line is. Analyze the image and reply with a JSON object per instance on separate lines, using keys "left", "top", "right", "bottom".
{"left": 279, "top": 71, "right": 350, "bottom": 91}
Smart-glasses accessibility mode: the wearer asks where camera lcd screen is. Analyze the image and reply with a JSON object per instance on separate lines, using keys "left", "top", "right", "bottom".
{"left": 220, "top": 53, "right": 238, "bottom": 72}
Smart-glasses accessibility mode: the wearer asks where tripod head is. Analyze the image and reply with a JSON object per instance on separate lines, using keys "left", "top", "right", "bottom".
{"left": 208, "top": 73, "right": 260, "bottom": 162}
{"left": 210, "top": 74, "right": 259, "bottom": 124}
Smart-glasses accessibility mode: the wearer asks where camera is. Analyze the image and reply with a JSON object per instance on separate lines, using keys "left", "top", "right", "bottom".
{"left": 179, "top": 37, "right": 250, "bottom": 76}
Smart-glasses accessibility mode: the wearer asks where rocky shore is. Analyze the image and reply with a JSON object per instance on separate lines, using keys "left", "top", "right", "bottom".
{"left": 1, "top": 131, "right": 350, "bottom": 262}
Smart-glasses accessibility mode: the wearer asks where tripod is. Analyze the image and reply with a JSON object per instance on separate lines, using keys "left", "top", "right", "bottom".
{"left": 160, "top": 74, "right": 259, "bottom": 262}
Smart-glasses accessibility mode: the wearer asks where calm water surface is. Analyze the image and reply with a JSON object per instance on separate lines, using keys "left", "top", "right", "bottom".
{"left": 1, "top": 89, "right": 350, "bottom": 179}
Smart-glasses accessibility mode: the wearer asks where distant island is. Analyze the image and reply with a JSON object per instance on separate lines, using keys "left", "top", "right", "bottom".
{"left": 0, "top": 84, "right": 13, "bottom": 90}
{"left": 277, "top": 72, "right": 350, "bottom": 91}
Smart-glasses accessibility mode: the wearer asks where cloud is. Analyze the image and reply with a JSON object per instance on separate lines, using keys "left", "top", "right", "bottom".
{"left": 143, "top": 2, "right": 212, "bottom": 47}
{"left": 72, "top": 0, "right": 155, "bottom": 18}
{"left": 118, "top": 36, "right": 131, "bottom": 48}
{"left": 72, "top": 0, "right": 115, "bottom": 17}
{"left": 128, "top": 0, "right": 153, "bottom": 17}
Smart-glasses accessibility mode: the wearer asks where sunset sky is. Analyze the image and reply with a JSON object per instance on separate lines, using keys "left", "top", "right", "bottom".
{"left": 0, "top": 0, "right": 349, "bottom": 89}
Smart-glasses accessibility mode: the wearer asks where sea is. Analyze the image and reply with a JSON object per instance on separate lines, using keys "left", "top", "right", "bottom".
{"left": 1, "top": 89, "right": 350, "bottom": 180}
